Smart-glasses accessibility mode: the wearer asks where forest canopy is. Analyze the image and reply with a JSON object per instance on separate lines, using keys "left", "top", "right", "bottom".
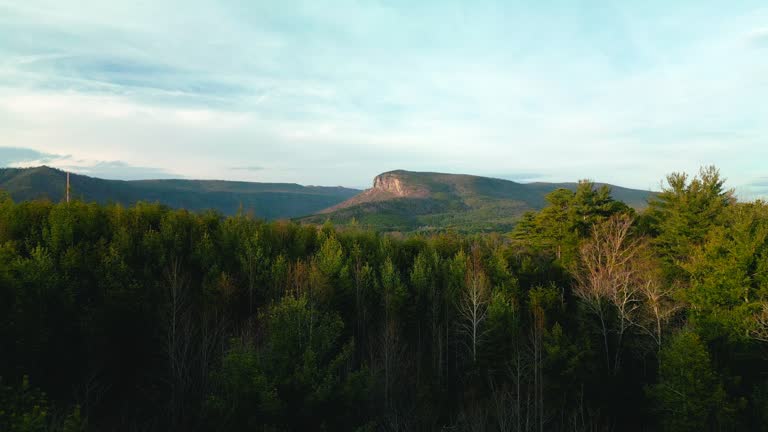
{"left": 1, "top": 166, "right": 768, "bottom": 431}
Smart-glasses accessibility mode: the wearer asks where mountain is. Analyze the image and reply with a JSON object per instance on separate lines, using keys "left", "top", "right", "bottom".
{"left": 300, "top": 170, "right": 655, "bottom": 232}
{"left": 0, "top": 166, "right": 360, "bottom": 219}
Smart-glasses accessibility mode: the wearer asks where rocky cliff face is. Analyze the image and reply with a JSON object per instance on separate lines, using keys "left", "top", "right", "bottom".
{"left": 319, "top": 171, "right": 430, "bottom": 213}
{"left": 372, "top": 173, "right": 414, "bottom": 197}
{"left": 371, "top": 172, "right": 430, "bottom": 198}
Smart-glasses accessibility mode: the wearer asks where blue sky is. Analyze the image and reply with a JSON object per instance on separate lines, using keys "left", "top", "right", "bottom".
{"left": 0, "top": 0, "right": 766, "bottom": 195}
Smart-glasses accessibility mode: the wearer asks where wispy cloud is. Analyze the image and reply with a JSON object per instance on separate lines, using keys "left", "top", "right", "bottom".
{"left": 736, "top": 177, "right": 768, "bottom": 201}
{"left": 0, "top": 146, "right": 67, "bottom": 166}
{"left": 746, "top": 177, "right": 768, "bottom": 188}
{"left": 494, "top": 173, "right": 548, "bottom": 182}
{"left": 57, "top": 160, "right": 179, "bottom": 180}
{"left": 747, "top": 27, "right": 768, "bottom": 46}
{"left": 0, "top": 146, "right": 177, "bottom": 180}
{"left": 230, "top": 166, "right": 265, "bottom": 172}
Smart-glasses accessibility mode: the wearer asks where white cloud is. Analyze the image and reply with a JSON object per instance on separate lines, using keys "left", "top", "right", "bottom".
{"left": 0, "top": 0, "right": 766, "bottom": 191}
{"left": 747, "top": 27, "right": 768, "bottom": 45}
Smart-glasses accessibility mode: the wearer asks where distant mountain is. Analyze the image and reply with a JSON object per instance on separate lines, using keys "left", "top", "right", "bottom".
{"left": 300, "top": 170, "right": 655, "bottom": 232}
{"left": 0, "top": 166, "right": 360, "bottom": 219}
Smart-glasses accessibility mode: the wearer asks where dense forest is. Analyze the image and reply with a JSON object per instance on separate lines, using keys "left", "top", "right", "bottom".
{"left": 2, "top": 166, "right": 768, "bottom": 431}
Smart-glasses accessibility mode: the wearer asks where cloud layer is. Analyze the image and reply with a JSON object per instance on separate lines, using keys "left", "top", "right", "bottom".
{"left": 0, "top": 146, "right": 177, "bottom": 180}
{"left": 0, "top": 0, "right": 766, "bottom": 194}
{"left": 0, "top": 146, "right": 64, "bottom": 166}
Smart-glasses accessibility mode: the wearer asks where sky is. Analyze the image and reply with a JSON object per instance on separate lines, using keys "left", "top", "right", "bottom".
{"left": 0, "top": 0, "right": 766, "bottom": 196}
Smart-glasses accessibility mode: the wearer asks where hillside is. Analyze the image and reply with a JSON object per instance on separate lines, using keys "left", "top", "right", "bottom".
{"left": 300, "top": 170, "right": 655, "bottom": 232}
{"left": 0, "top": 166, "right": 360, "bottom": 219}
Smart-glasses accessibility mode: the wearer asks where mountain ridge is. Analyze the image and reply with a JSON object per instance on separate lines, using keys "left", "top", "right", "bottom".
{"left": 303, "top": 169, "right": 656, "bottom": 232}
{"left": 0, "top": 166, "right": 657, "bottom": 230}
{"left": 0, "top": 166, "right": 360, "bottom": 219}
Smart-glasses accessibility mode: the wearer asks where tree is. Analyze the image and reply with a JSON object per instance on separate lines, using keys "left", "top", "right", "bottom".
{"left": 351, "top": 242, "right": 375, "bottom": 362}
{"left": 379, "top": 257, "right": 405, "bottom": 410}
{"left": 513, "top": 181, "right": 629, "bottom": 266}
{"left": 636, "top": 265, "right": 679, "bottom": 353}
{"left": 238, "top": 231, "right": 267, "bottom": 316}
{"left": 528, "top": 285, "right": 560, "bottom": 432}
{"left": 457, "top": 246, "right": 490, "bottom": 364}
{"left": 0, "top": 375, "right": 48, "bottom": 432}
{"left": 683, "top": 202, "right": 768, "bottom": 342}
{"left": 312, "top": 232, "right": 347, "bottom": 307}
{"left": 409, "top": 248, "right": 441, "bottom": 383}
{"left": 164, "top": 256, "right": 193, "bottom": 429}
{"left": 573, "top": 214, "right": 646, "bottom": 371}
{"left": 0, "top": 375, "right": 85, "bottom": 432}
{"left": 206, "top": 295, "right": 369, "bottom": 431}
{"left": 647, "top": 166, "right": 734, "bottom": 277}
{"left": 648, "top": 331, "right": 728, "bottom": 432}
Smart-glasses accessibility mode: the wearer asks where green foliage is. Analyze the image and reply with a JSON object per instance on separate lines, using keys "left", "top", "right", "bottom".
{"left": 0, "top": 166, "right": 359, "bottom": 219}
{"left": 205, "top": 296, "right": 371, "bottom": 431}
{"left": 380, "top": 257, "right": 405, "bottom": 316}
{"left": 301, "top": 170, "right": 651, "bottom": 233}
{"left": 648, "top": 331, "right": 730, "bottom": 432}
{"left": 0, "top": 376, "right": 49, "bottom": 432}
{"left": 647, "top": 166, "right": 735, "bottom": 276}
{"left": 683, "top": 202, "right": 768, "bottom": 341}
{"left": 1, "top": 166, "right": 767, "bottom": 431}
{"left": 60, "top": 406, "right": 87, "bottom": 432}
{"left": 751, "top": 380, "right": 768, "bottom": 431}
{"left": 0, "top": 376, "right": 85, "bottom": 432}
{"left": 513, "top": 180, "right": 630, "bottom": 266}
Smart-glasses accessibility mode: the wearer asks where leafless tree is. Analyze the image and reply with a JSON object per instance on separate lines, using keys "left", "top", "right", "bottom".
{"left": 489, "top": 352, "right": 536, "bottom": 432}
{"left": 376, "top": 320, "right": 415, "bottom": 432}
{"left": 568, "top": 385, "right": 614, "bottom": 432}
{"left": 73, "top": 368, "right": 110, "bottom": 422}
{"left": 164, "top": 257, "right": 228, "bottom": 430}
{"left": 751, "top": 301, "right": 768, "bottom": 343}
{"left": 634, "top": 271, "right": 679, "bottom": 354}
{"left": 454, "top": 402, "right": 489, "bottom": 432}
{"left": 457, "top": 247, "right": 490, "bottom": 363}
{"left": 165, "top": 256, "right": 192, "bottom": 429}
{"left": 573, "top": 214, "right": 646, "bottom": 372}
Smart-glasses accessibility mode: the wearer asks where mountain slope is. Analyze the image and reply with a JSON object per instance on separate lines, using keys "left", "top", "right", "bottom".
{"left": 0, "top": 166, "right": 360, "bottom": 219}
{"left": 301, "top": 170, "right": 655, "bottom": 232}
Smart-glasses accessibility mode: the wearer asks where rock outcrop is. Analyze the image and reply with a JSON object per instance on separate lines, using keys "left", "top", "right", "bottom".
{"left": 320, "top": 171, "right": 430, "bottom": 213}
{"left": 371, "top": 172, "right": 429, "bottom": 198}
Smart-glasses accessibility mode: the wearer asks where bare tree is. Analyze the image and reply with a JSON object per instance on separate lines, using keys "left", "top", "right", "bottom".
{"left": 164, "top": 256, "right": 192, "bottom": 429}
{"left": 457, "top": 246, "right": 490, "bottom": 363}
{"left": 573, "top": 214, "right": 646, "bottom": 372}
{"left": 568, "top": 385, "right": 612, "bottom": 432}
{"left": 489, "top": 342, "right": 535, "bottom": 432}
{"left": 635, "top": 272, "right": 679, "bottom": 354}
{"left": 164, "top": 257, "right": 228, "bottom": 430}
{"left": 73, "top": 368, "right": 110, "bottom": 422}
{"left": 751, "top": 301, "right": 768, "bottom": 343}
{"left": 454, "top": 402, "right": 489, "bottom": 432}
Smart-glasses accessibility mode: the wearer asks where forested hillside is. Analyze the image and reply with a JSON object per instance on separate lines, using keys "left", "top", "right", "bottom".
{"left": 1, "top": 167, "right": 767, "bottom": 431}
{"left": 301, "top": 170, "right": 653, "bottom": 232}
{"left": 0, "top": 166, "right": 360, "bottom": 219}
